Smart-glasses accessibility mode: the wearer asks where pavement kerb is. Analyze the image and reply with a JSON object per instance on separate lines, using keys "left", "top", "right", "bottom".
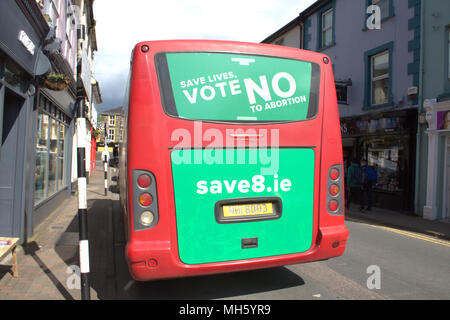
{"left": 345, "top": 212, "right": 450, "bottom": 242}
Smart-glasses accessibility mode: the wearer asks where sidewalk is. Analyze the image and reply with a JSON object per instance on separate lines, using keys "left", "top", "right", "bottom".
{"left": 0, "top": 159, "right": 119, "bottom": 300}
{"left": 345, "top": 205, "right": 450, "bottom": 241}
{"left": 1, "top": 161, "right": 449, "bottom": 299}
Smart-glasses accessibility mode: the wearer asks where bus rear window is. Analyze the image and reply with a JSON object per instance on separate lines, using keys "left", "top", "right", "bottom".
{"left": 156, "top": 52, "right": 320, "bottom": 122}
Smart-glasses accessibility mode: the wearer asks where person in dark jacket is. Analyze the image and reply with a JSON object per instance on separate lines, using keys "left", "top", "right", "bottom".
{"left": 360, "top": 159, "right": 375, "bottom": 211}
{"left": 345, "top": 157, "right": 362, "bottom": 210}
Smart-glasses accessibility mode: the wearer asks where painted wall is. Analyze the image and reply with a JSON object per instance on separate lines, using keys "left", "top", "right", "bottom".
{"left": 422, "top": 0, "right": 450, "bottom": 101}
{"left": 271, "top": 25, "right": 302, "bottom": 49}
{"left": 303, "top": 0, "right": 417, "bottom": 118}
{"left": 41, "top": 0, "right": 78, "bottom": 73}
{"left": 417, "top": 0, "right": 450, "bottom": 218}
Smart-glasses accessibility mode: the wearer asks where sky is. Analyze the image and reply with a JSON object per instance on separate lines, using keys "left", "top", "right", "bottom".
{"left": 93, "top": 0, "right": 317, "bottom": 111}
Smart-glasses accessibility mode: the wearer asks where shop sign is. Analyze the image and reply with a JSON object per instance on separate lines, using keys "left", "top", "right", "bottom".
{"left": 341, "top": 117, "right": 404, "bottom": 135}
{"left": 18, "top": 30, "right": 35, "bottom": 55}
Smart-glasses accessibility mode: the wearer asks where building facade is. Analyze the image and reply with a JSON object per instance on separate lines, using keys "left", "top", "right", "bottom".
{"left": 421, "top": 0, "right": 450, "bottom": 221}
{"left": 33, "top": 0, "right": 79, "bottom": 231}
{"left": 0, "top": 0, "right": 51, "bottom": 239}
{"left": 97, "top": 106, "right": 124, "bottom": 153}
{"left": 0, "top": 0, "right": 101, "bottom": 241}
{"left": 263, "top": 0, "right": 420, "bottom": 213}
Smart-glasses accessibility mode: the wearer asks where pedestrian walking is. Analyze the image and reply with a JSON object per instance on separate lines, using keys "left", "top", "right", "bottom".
{"left": 360, "top": 159, "right": 377, "bottom": 212}
{"left": 345, "top": 157, "right": 362, "bottom": 211}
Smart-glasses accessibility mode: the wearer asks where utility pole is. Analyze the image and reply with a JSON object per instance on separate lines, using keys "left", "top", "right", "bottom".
{"left": 75, "top": 1, "right": 90, "bottom": 300}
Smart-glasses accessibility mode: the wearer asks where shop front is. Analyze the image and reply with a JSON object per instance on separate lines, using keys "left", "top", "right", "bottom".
{"left": 32, "top": 91, "right": 74, "bottom": 229}
{"left": 341, "top": 109, "right": 417, "bottom": 212}
{"left": 0, "top": 0, "right": 51, "bottom": 239}
{"left": 423, "top": 98, "right": 450, "bottom": 221}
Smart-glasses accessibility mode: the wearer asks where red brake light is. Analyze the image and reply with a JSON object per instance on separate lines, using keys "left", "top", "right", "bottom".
{"left": 330, "top": 168, "right": 340, "bottom": 180}
{"left": 328, "top": 200, "right": 339, "bottom": 212}
{"left": 137, "top": 174, "right": 152, "bottom": 188}
{"left": 139, "top": 193, "right": 153, "bottom": 206}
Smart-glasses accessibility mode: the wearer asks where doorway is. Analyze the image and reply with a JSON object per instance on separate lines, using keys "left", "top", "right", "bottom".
{"left": 444, "top": 136, "right": 450, "bottom": 222}
{"left": 0, "top": 87, "right": 26, "bottom": 237}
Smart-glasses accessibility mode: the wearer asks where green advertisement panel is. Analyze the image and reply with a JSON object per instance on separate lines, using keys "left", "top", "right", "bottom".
{"left": 165, "top": 53, "right": 314, "bottom": 121}
{"left": 171, "top": 148, "right": 315, "bottom": 265}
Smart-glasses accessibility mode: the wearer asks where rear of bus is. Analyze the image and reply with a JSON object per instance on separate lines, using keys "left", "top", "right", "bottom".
{"left": 121, "top": 40, "right": 348, "bottom": 281}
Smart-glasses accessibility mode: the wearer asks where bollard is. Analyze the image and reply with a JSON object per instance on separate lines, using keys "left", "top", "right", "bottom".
{"left": 104, "top": 155, "right": 108, "bottom": 196}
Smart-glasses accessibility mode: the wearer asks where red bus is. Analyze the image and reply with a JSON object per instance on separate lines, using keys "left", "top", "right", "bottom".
{"left": 119, "top": 40, "right": 348, "bottom": 281}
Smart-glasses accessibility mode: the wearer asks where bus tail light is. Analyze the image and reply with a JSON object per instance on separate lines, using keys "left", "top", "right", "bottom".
{"left": 140, "top": 211, "right": 155, "bottom": 226}
{"left": 327, "top": 165, "right": 344, "bottom": 215}
{"left": 133, "top": 170, "right": 159, "bottom": 231}
{"left": 139, "top": 193, "right": 153, "bottom": 206}
{"left": 137, "top": 174, "right": 152, "bottom": 188}
{"left": 329, "top": 168, "right": 340, "bottom": 181}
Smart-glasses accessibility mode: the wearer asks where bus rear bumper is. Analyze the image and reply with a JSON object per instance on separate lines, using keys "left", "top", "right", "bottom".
{"left": 126, "top": 225, "right": 348, "bottom": 281}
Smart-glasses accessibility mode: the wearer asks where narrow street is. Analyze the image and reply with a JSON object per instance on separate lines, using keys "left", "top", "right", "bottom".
{"left": 1, "top": 161, "right": 449, "bottom": 301}
{"left": 88, "top": 168, "right": 450, "bottom": 300}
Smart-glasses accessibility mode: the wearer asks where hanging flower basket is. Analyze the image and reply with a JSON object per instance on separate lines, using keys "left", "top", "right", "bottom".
{"left": 91, "top": 128, "right": 101, "bottom": 139}
{"left": 43, "top": 74, "right": 70, "bottom": 91}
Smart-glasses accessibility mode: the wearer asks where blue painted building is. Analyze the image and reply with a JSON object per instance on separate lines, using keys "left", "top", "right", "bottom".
{"left": 263, "top": 0, "right": 421, "bottom": 213}
{"left": 420, "top": 0, "right": 450, "bottom": 221}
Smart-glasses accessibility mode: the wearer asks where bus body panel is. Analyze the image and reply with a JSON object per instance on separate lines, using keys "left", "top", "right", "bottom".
{"left": 121, "top": 40, "right": 348, "bottom": 281}
{"left": 172, "top": 148, "right": 315, "bottom": 265}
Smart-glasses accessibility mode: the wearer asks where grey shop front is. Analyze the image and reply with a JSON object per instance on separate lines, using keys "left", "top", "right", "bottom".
{"left": 340, "top": 109, "right": 418, "bottom": 213}
{"left": 0, "top": 0, "right": 73, "bottom": 241}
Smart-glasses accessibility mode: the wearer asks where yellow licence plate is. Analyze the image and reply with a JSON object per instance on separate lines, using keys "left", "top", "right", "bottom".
{"left": 223, "top": 203, "right": 274, "bottom": 218}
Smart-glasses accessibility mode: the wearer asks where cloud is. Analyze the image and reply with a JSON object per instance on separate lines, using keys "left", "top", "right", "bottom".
{"left": 93, "top": 0, "right": 316, "bottom": 111}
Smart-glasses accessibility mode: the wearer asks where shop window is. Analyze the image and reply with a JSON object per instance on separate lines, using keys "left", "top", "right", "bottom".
{"left": 48, "top": 118, "right": 58, "bottom": 195}
{"left": 363, "top": 135, "right": 409, "bottom": 193}
{"left": 57, "top": 123, "right": 66, "bottom": 189}
{"left": 34, "top": 97, "right": 69, "bottom": 206}
{"left": 34, "top": 113, "right": 49, "bottom": 203}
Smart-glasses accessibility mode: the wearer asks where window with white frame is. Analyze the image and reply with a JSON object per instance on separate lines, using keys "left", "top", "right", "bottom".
{"left": 47, "top": 0, "right": 60, "bottom": 28}
{"left": 108, "top": 129, "right": 115, "bottom": 141}
{"left": 371, "top": 50, "right": 389, "bottom": 105}
{"left": 109, "top": 116, "right": 115, "bottom": 126}
{"left": 321, "top": 8, "right": 333, "bottom": 48}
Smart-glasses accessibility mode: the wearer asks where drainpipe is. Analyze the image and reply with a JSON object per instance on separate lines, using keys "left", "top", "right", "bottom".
{"left": 300, "top": 21, "right": 304, "bottom": 49}
{"left": 414, "top": 0, "right": 425, "bottom": 215}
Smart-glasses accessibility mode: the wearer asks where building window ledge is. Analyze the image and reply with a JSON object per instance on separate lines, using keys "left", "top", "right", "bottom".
{"left": 318, "top": 42, "right": 336, "bottom": 52}
{"left": 363, "top": 102, "right": 394, "bottom": 110}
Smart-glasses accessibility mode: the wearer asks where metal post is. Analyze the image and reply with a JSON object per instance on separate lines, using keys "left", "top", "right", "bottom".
{"left": 76, "top": 97, "right": 90, "bottom": 300}
{"left": 75, "top": 9, "right": 90, "bottom": 299}
{"left": 104, "top": 118, "right": 109, "bottom": 196}
{"left": 104, "top": 154, "right": 108, "bottom": 196}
